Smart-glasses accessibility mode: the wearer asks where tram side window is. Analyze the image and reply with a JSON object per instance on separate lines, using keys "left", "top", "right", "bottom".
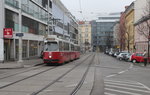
{"left": 64, "top": 42, "right": 69, "bottom": 51}
{"left": 71, "top": 44, "right": 74, "bottom": 51}
{"left": 74, "top": 46, "right": 76, "bottom": 51}
{"left": 59, "top": 41, "right": 64, "bottom": 51}
{"left": 78, "top": 46, "right": 80, "bottom": 51}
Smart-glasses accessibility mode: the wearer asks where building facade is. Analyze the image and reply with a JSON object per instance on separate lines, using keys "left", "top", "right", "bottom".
{"left": 52, "top": 0, "right": 78, "bottom": 44}
{"left": 134, "top": 0, "right": 149, "bottom": 52}
{"left": 0, "top": 0, "right": 78, "bottom": 62}
{"left": 78, "top": 21, "right": 91, "bottom": 52}
{"left": 124, "top": 2, "right": 135, "bottom": 53}
{"left": 91, "top": 13, "right": 120, "bottom": 52}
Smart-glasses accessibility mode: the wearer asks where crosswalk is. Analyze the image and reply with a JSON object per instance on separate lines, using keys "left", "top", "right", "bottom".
{"left": 104, "top": 79, "right": 150, "bottom": 95}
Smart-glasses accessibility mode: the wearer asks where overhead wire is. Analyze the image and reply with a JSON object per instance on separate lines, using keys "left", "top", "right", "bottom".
{"left": 79, "top": 0, "right": 85, "bottom": 20}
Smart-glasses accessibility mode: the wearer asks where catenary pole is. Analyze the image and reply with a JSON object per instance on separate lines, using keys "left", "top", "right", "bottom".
{"left": 18, "top": 0, "right": 23, "bottom": 67}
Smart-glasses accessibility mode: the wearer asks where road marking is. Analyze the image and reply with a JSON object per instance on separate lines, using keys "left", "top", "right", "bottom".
{"left": 105, "top": 63, "right": 133, "bottom": 78}
{"left": 105, "top": 74, "right": 116, "bottom": 78}
{"left": 104, "top": 81, "right": 145, "bottom": 89}
{"left": 105, "top": 88, "right": 142, "bottom": 95}
{"left": 137, "top": 82, "right": 150, "bottom": 91}
{"left": 106, "top": 84, "right": 150, "bottom": 93}
{"left": 104, "top": 92, "right": 117, "bottom": 95}
{"left": 105, "top": 80, "right": 139, "bottom": 85}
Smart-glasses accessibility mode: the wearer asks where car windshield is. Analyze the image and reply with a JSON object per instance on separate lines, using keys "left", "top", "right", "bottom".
{"left": 44, "top": 42, "right": 59, "bottom": 51}
{"left": 136, "top": 53, "right": 143, "bottom": 56}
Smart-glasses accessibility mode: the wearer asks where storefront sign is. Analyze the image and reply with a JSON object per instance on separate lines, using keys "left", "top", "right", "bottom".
{"left": 3, "top": 28, "right": 13, "bottom": 38}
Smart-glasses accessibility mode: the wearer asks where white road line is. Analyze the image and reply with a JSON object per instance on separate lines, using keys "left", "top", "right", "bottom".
{"left": 105, "top": 63, "right": 133, "bottom": 78}
{"left": 105, "top": 84, "right": 150, "bottom": 93}
{"left": 105, "top": 80, "right": 139, "bottom": 85}
{"left": 105, "top": 88, "right": 142, "bottom": 95}
{"left": 137, "top": 82, "right": 150, "bottom": 91}
{"left": 105, "top": 74, "right": 117, "bottom": 78}
{"left": 118, "top": 70, "right": 128, "bottom": 74}
{"left": 104, "top": 92, "right": 117, "bottom": 95}
{"left": 104, "top": 82, "right": 146, "bottom": 89}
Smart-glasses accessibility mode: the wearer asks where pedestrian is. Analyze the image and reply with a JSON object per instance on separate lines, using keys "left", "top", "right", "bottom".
{"left": 143, "top": 50, "right": 148, "bottom": 66}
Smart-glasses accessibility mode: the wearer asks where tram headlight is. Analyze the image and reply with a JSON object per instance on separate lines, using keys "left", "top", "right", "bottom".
{"left": 49, "top": 55, "right": 52, "bottom": 58}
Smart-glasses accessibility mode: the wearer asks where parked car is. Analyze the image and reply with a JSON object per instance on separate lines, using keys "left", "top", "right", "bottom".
{"left": 114, "top": 51, "right": 128, "bottom": 57}
{"left": 116, "top": 52, "right": 129, "bottom": 60}
{"left": 122, "top": 53, "right": 132, "bottom": 61}
{"left": 130, "top": 52, "right": 145, "bottom": 63}
{"left": 114, "top": 52, "right": 119, "bottom": 57}
{"left": 104, "top": 50, "right": 110, "bottom": 54}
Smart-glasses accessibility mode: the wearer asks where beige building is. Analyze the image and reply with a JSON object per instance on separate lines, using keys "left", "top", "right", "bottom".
{"left": 78, "top": 21, "right": 92, "bottom": 52}
{"left": 124, "top": 2, "right": 135, "bottom": 53}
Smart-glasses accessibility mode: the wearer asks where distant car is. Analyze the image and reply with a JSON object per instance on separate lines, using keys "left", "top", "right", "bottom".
{"left": 117, "top": 52, "right": 129, "bottom": 60}
{"left": 130, "top": 52, "right": 144, "bottom": 63}
{"left": 104, "top": 50, "right": 110, "bottom": 54}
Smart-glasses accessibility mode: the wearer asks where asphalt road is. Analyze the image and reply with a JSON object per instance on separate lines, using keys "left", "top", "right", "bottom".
{"left": 99, "top": 53, "right": 150, "bottom": 95}
{"left": 0, "top": 53, "right": 150, "bottom": 95}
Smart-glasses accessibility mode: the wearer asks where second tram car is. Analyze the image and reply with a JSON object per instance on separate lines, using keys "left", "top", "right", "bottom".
{"left": 43, "top": 35, "right": 80, "bottom": 65}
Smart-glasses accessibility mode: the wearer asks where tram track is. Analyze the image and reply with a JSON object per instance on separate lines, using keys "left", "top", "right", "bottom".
{"left": 30, "top": 53, "right": 94, "bottom": 95}
{"left": 0, "top": 66, "right": 57, "bottom": 89}
{"left": 0, "top": 54, "right": 87, "bottom": 81}
{"left": 0, "top": 53, "right": 91, "bottom": 92}
{"left": 70, "top": 54, "right": 95, "bottom": 95}
{"left": 0, "top": 64, "right": 46, "bottom": 80}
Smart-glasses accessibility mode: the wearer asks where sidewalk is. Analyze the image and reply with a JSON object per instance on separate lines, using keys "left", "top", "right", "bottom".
{"left": 0, "top": 58, "right": 43, "bottom": 69}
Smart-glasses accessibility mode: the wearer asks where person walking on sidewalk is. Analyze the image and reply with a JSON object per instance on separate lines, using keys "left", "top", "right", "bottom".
{"left": 143, "top": 50, "right": 148, "bottom": 66}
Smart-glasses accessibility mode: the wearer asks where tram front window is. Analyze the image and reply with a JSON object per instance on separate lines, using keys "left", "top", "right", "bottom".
{"left": 44, "top": 42, "right": 58, "bottom": 51}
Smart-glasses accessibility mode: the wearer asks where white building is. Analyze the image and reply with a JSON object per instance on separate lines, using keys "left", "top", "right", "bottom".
{"left": 52, "top": 0, "right": 79, "bottom": 44}
{"left": 0, "top": 0, "right": 78, "bottom": 62}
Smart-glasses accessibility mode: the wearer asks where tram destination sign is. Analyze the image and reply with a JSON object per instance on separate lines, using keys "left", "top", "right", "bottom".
{"left": 3, "top": 28, "right": 13, "bottom": 38}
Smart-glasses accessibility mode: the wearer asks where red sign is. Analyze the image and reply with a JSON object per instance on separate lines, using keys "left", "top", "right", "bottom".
{"left": 3, "top": 28, "right": 13, "bottom": 38}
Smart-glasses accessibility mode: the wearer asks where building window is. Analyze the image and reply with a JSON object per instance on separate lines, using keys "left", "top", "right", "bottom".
{"left": 29, "top": 41, "right": 38, "bottom": 56}
{"left": 22, "top": 40, "right": 28, "bottom": 58}
{"left": 5, "top": 9, "right": 19, "bottom": 31}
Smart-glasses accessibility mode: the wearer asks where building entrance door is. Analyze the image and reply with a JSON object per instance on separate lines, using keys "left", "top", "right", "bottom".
{"left": 4, "top": 40, "right": 10, "bottom": 61}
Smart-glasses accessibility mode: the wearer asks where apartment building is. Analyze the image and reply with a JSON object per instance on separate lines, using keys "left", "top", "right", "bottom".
{"left": 78, "top": 21, "right": 91, "bottom": 52}
{"left": 124, "top": 2, "right": 135, "bottom": 53}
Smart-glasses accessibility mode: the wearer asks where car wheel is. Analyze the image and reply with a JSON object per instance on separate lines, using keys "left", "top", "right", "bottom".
{"left": 119, "top": 58, "right": 122, "bottom": 60}
{"left": 132, "top": 59, "right": 136, "bottom": 63}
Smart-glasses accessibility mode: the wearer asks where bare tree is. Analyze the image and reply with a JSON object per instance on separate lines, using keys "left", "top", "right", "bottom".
{"left": 136, "top": 0, "right": 150, "bottom": 39}
{"left": 119, "top": 12, "right": 126, "bottom": 51}
{"left": 136, "top": 0, "right": 150, "bottom": 59}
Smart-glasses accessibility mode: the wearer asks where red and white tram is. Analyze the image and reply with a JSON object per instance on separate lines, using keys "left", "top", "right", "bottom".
{"left": 43, "top": 35, "right": 80, "bottom": 65}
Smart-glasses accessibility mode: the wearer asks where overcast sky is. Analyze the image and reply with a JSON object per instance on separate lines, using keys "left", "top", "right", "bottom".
{"left": 60, "top": 0, "right": 135, "bottom": 21}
